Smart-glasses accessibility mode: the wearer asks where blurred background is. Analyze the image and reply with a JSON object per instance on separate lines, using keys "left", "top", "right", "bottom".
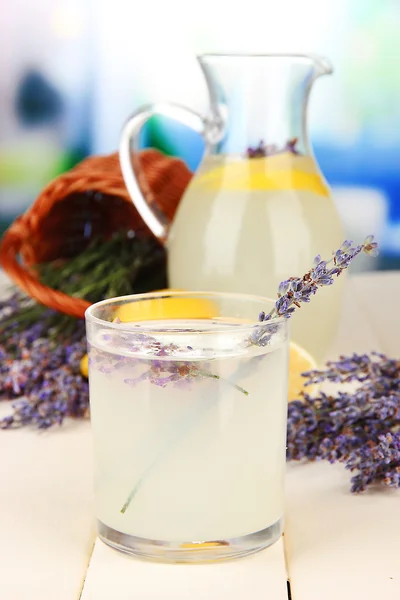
{"left": 0, "top": 0, "right": 399, "bottom": 270}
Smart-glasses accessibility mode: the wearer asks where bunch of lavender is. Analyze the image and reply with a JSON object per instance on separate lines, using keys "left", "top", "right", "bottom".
{"left": 287, "top": 352, "right": 400, "bottom": 493}
{"left": 0, "top": 293, "right": 89, "bottom": 428}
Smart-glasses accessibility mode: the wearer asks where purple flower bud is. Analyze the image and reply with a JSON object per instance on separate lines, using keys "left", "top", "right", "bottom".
{"left": 290, "top": 279, "right": 303, "bottom": 293}
{"left": 363, "top": 234, "right": 374, "bottom": 245}
{"left": 313, "top": 261, "right": 327, "bottom": 278}
{"left": 363, "top": 235, "right": 379, "bottom": 257}
{"left": 340, "top": 240, "right": 353, "bottom": 251}
{"left": 275, "top": 296, "right": 291, "bottom": 315}
{"left": 278, "top": 280, "right": 290, "bottom": 296}
{"left": 318, "top": 276, "right": 334, "bottom": 286}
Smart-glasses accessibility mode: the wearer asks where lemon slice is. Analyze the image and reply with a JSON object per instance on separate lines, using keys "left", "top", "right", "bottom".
{"left": 193, "top": 153, "right": 329, "bottom": 197}
{"left": 80, "top": 354, "right": 89, "bottom": 378}
{"left": 180, "top": 541, "right": 228, "bottom": 549}
{"left": 81, "top": 292, "right": 218, "bottom": 377}
{"left": 288, "top": 341, "right": 317, "bottom": 402}
{"left": 116, "top": 292, "right": 218, "bottom": 322}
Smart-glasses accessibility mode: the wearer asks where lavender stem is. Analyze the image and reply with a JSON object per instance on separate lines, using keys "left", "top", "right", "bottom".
{"left": 120, "top": 369, "right": 248, "bottom": 514}
{"left": 199, "top": 370, "right": 249, "bottom": 396}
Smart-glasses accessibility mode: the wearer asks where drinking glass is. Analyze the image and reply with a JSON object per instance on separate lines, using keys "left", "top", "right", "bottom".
{"left": 85, "top": 290, "right": 289, "bottom": 562}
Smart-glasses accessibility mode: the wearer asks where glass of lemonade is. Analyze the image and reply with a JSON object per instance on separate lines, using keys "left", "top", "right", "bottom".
{"left": 85, "top": 291, "right": 289, "bottom": 562}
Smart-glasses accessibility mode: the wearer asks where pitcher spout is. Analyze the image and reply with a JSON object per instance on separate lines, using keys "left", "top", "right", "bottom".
{"left": 197, "top": 53, "right": 333, "bottom": 156}
{"left": 310, "top": 54, "right": 333, "bottom": 78}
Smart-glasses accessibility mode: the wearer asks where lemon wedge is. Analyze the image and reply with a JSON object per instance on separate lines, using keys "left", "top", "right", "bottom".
{"left": 288, "top": 341, "right": 317, "bottom": 402}
{"left": 80, "top": 354, "right": 89, "bottom": 378}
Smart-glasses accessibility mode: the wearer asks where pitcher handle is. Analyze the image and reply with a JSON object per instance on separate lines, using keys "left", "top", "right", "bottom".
{"left": 120, "top": 103, "right": 213, "bottom": 243}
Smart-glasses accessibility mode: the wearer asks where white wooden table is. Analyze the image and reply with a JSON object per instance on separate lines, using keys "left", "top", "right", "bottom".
{"left": 0, "top": 272, "right": 399, "bottom": 599}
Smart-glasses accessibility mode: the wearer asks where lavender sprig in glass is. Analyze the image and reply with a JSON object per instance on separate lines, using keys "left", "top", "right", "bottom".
{"left": 259, "top": 235, "right": 378, "bottom": 323}
{"left": 253, "top": 236, "right": 378, "bottom": 347}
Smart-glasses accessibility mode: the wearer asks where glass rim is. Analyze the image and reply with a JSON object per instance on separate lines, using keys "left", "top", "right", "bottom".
{"left": 197, "top": 53, "right": 332, "bottom": 75}
{"left": 85, "top": 290, "right": 285, "bottom": 334}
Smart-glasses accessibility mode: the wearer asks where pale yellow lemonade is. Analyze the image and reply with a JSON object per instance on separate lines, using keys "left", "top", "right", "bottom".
{"left": 168, "top": 153, "right": 344, "bottom": 361}
{"left": 88, "top": 318, "right": 288, "bottom": 544}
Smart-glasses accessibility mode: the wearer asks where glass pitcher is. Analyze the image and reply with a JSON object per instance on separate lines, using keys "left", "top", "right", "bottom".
{"left": 120, "top": 54, "right": 344, "bottom": 362}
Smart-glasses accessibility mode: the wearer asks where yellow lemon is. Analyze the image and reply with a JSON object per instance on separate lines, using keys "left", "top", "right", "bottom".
{"left": 116, "top": 291, "right": 218, "bottom": 323}
{"left": 80, "top": 354, "right": 89, "bottom": 378}
{"left": 194, "top": 153, "right": 329, "bottom": 197}
{"left": 80, "top": 291, "right": 218, "bottom": 378}
{"left": 288, "top": 341, "right": 317, "bottom": 402}
{"left": 180, "top": 541, "right": 228, "bottom": 549}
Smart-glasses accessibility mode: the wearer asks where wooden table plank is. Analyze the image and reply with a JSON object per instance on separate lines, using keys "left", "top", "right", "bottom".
{"left": 285, "top": 274, "right": 400, "bottom": 600}
{"left": 285, "top": 462, "right": 400, "bottom": 600}
{"left": 0, "top": 272, "right": 96, "bottom": 599}
{"left": 80, "top": 537, "right": 289, "bottom": 600}
{"left": 0, "top": 421, "right": 95, "bottom": 599}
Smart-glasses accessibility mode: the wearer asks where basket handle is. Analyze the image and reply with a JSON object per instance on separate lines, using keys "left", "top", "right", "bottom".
{"left": 0, "top": 217, "right": 90, "bottom": 319}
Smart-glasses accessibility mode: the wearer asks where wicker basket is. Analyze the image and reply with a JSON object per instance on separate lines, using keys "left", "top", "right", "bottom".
{"left": 0, "top": 149, "right": 192, "bottom": 318}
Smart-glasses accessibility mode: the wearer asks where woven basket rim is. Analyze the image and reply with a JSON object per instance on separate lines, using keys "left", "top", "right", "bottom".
{"left": 0, "top": 149, "right": 192, "bottom": 318}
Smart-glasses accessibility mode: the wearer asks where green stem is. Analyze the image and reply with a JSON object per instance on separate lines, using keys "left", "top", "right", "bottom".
{"left": 120, "top": 370, "right": 249, "bottom": 514}
{"left": 198, "top": 370, "right": 249, "bottom": 396}
{"left": 120, "top": 396, "right": 215, "bottom": 515}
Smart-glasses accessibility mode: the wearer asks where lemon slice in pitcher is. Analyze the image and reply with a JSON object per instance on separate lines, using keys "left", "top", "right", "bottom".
{"left": 194, "top": 153, "right": 330, "bottom": 197}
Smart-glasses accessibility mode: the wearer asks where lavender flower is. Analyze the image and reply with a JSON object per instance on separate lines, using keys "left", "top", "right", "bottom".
{"left": 287, "top": 352, "right": 400, "bottom": 493}
{"left": 260, "top": 236, "right": 379, "bottom": 322}
{"left": 347, "top": 433, "right": 400, "bottom": 493}
{"left": 246, "top": 138, "right": 299, "bottom": 158}
{"left": 0, "top": 308, "right": 88, "bottom": 429}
